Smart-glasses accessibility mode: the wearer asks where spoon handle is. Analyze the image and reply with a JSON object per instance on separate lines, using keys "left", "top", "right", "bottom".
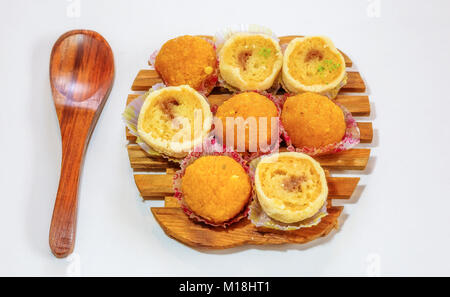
{"left": 49, "top": 118, "right": 90, "bottom": 258}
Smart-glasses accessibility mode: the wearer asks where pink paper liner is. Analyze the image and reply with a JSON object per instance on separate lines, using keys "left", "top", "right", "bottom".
{"left": 211, "top": 91, "right": 284, "bottom": 162}
{"left": 247, "top": 156, "right": 328, "bottom": 231}
{"left": 148, "top": 38, "right": 219, "bottom": 96}
{"left": 173, "top": 138, "right": 253, "bottom": 228}
{"left": 279, "top": 94, "right": 360, "bottom": 156}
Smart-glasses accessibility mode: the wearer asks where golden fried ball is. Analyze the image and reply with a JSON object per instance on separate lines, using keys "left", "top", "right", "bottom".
{"left": 215, "top": 92, "right": 278, "bottom": 152}
{"left": 155, "top": 36, "right": 217, "bottom": 93}
{"left": 181, "top": 156, "right": 251, "bottom": 224}
{"left": 281, "top": 92, "right": 346, "bottom": 148}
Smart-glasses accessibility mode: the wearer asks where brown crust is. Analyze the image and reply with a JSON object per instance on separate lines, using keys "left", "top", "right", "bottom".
{"left": 159, "top": 97, "right": 179, "bottom": 120}
{"left": 282, "top": 175, "right": 306, "bottom": 192}
{"left": 238, "top": 50, "right": 252, "bottom": 70}
{"left": 304, "top": 49, "right": 324, "bottom": 62}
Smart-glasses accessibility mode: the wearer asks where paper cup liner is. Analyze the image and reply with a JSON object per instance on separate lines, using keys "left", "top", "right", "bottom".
{"left": 214, "top": 25, "right": 281, "bottom": 94}
{"left": 247, "top": 157, "right": 328, "bottom": 231}
{"left": 122, "top": 83, "right": 184, "bottom": 164}
{"left": 211, "top": 91, "right": 284, "bottom": 162}
{"left": 249, "top": 197, "right": 328, "bottom": 231}
{"left": 173, "top": 138, "right": 253, "bottom": 228}
{"left": 279, "top": 94, "right": 360, "bottom": 156}
{"left": 148, "top": 37, "right": 219, "bottom": 96}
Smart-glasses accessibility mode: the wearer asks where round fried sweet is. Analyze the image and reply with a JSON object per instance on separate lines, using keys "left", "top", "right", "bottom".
{"left": 155, "top": 36, "right": 217, "bottom": 93}
{"left": 181, "top": 156, "right": 251, "bottom": 224}
{"left": 281, "top": 92, "right": 346, "bottom": 148}
{"left": 215, "top": 92, "right": 278, "bottom": 152}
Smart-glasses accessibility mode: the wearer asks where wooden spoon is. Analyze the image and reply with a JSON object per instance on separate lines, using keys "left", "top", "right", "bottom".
{"left": 49, "top": 30, "right": 114, "bottom": 258}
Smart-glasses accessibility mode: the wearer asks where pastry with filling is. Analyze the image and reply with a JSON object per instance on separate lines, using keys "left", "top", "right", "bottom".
{"left": 281, "top": 92, "right": 346, "bottom": 148}
{"left": 137, "top": 85, "right": 212, "bottom": 158}
{"left": 215, "top": 92, "right": 278, "bottom": 152}
{"left": 282, "top": 36, "right": 347, "bottom": 98}
{"left": 255, "top": 152, "right": 328, "bottom": 223}
{"left": 218, "top": 33, "right": 283, "bottom": 91}
{"left": 181, "top": 155, "right": 252, "bottom": 224}
{"left": 155, "top": 35, "right": 217, "bottom": 95}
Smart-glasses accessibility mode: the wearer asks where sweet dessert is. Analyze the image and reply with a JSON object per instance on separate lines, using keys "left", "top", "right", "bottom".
{"left": 154, "top": 35, "right": 217, "bottom": 95}
{"left": 218, "top": 33, "right": 283, "bottom": 91}
{"left": 282, "top": 36, "right": 347, "bottom": 98}
{"left": 137, "top": 85, "right": 213, "bottom": 158}
{"left": 254, "top": 152, "right": 328, "bottom": 223}
{"left": 214, "top": 92, "right": 278, "bottom": 152}
{"left": 181, "top": 155, "right": 252, "bottom": 224}
{"left": 281, "top": 92, "right": 346, "bottom": 148}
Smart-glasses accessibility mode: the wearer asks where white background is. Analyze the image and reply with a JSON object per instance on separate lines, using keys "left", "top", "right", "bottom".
{"left": 1, "top": 0, "right": 449, "bottom": 276}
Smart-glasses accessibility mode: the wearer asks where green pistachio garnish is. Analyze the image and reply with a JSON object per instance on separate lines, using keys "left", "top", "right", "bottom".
{"left": 259, "top": 47, "right": 271, "bottom": 58}
{"left": 317, "top": 60, "right": 341, "bottom": 74}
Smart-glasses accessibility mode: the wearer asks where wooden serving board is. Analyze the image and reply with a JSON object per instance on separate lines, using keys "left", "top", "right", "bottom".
{"left": 126, "top": 35, "right": 372, "bottom": 249}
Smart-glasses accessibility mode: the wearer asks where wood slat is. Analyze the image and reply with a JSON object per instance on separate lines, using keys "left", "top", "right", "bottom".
{"left": 127, "top": 145, "right": 179, "bottom": 171}
{"left": 357, "top": 122, "right": 373, "bottom": 143}
{"left": 128, "top": 145, "right": 370, "bottom": 171}
{"left": 127, "top": 93, "right": 370, "bottom": 116}
{"left": 134, "top": 174, "right": 173, "bottom": 198}
{"left": 134, "top": 173, "right": 359, "bottom": 199}
{"left": 313, "top": 148, "right": 370, "bottom": 170}
{"left": 125, "top": 93, "right": 371, "bottom": 142}
{"left": 125, "top": 93, "right": 371, "bottom": 143}
{"left": 344, "top": 72, "right": 366, "bottom": 92}
{"left": 126, "top": 93, "right": 370, "bottom": 116}
{"left": 131, "top": 70, "right": 365, "bottom": 92}
{"left": 151, "top": 206, "right": 342, "bottom": 249}
{"left": 165, "top": 196, "right": 179, "bottom": 207}
{"left": 333, "top": 95, "right": 370, "bottom": 116}
{"left": 126, "top": 121, "right": 373, "bottom": 144}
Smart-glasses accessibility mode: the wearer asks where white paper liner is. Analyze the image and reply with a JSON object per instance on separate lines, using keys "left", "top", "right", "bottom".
{"left": 148, "top": 37, "right": 219, "bottom": 96}
{"left": 122, "top": 83, "right": 186, "bottom": 163}
{"left": 247, "top": 156, "right": 328, "bottom": 231}
{"left": 214, "top": 25, "right": 281, "bottom": 94}
{"left": 173, "top": 138, "right": 252, "bottom": 228}
{"left": 279, "top": 94, "right": 360, "bottom": 156}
